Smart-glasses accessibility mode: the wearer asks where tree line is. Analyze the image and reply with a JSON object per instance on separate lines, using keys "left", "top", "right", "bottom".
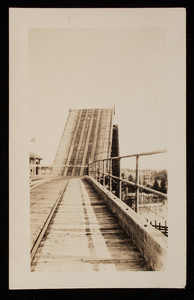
{"left": 122, "top": 169, "right": 168, "bottom": 194}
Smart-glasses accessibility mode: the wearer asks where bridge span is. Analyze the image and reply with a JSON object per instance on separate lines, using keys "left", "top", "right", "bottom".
{"left": 30, "top": 175, "right": 167, "bottom": 272}
{"left": 31, "top": 177, "right": 152, "bottom": 271}
{"left": 52, "top": 108, "right": 116, "bottom": 177}
{"left": 30, "top": 108, "right": 167, "bottom": 271}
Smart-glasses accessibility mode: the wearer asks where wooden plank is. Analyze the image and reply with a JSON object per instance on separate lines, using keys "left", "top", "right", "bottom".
{"left": 80, "top": 109, "right": 95, "bottom": 176}
{"left": 31, "top": 178, "right": 150, "bottom": 272}
{"left": 30, "top": 178, "right": 69, "bottom": 261}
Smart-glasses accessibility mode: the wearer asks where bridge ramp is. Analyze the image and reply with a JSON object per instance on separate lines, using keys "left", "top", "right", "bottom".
{"left": 31, "top": 178, "right": 151, "bottom": 272}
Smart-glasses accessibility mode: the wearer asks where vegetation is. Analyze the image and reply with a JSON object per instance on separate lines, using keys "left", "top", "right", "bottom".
{"left": 152, "top": 170, "right": 167, "bottom": 193}
{"left": 121, "top": 169, "right": 168, "bottom": 194}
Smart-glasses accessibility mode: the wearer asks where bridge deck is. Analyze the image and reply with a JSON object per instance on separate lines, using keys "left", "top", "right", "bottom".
{"left": 31, "top": 178, "right": 151, "bottom": 271}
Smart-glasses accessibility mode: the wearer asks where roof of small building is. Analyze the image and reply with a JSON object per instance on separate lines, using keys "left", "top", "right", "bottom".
{"left": 29, "top": 152, "right": 43, "bottom": 160}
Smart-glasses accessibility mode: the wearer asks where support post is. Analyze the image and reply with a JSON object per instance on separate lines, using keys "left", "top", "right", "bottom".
{"left": 135, "top": 155, "right": 139, "bottom": 213}
{"left": 99, "top": 160, "right": 101, "bottom": 183}
{"left": 118, "top": 158, "right": 122, "bottom": 199}
{"left": 109, "top": 158, "right": 112, "bottom": 192}
{"left": 103, "top": 160, "right": 105, "bottom": 186}
{"left": 94, "top": 162, "right": 97, "bottom": 180}
{"left": 88, "top": 158, "right": 90, "bottom": 176}
{"left": 97, "top": 161, "right": 99, "bottom": 182}
{"left": 92, "top": 163, "right": 94, "bottom": 177}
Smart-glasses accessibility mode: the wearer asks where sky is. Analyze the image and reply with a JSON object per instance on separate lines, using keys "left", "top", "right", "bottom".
{"left": 29, "top": 27, "right": 168, "bottom": 169}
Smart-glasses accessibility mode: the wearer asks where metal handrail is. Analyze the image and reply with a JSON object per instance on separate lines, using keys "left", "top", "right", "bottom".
{"left": 88, "top": 149, "right": 168, "bottom": 213}
{"left": 30, "top": 164, "right": 88, "bottom": 167}
{"left": 96, "top": 171, "right": 167, "bottom": 199}
{"left": 29, "top": 150, "right": 168, "bottom": 213}
{"left": 89, "top": 149, "right": 167, "bottom": 164}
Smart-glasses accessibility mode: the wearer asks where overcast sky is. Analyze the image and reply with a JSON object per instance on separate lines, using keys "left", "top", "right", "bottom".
{"left": 29, "top": 27, "right": 168, "bottom": 169}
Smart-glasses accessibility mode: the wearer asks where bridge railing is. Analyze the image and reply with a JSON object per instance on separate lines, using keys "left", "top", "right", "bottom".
{"left": 88, "top": 149, "right": 168, "bottom": 213}
{"left": 29, "top": 164, "right": 89, "bottom": 177}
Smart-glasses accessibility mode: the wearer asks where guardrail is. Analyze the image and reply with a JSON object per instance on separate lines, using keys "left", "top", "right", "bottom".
{"left": 29, "top": 164, "right": 88, "bottom": 176}
{"left": 29, "top": 149, "right": 168, "bottom": 214}
{"left": 88, "top": 149, "right": 168, "bottom": 213}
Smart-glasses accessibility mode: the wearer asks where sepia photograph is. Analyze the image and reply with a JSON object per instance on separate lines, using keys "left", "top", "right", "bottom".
{"left": 9, "top": 8, "right": 186, "bottom": 288}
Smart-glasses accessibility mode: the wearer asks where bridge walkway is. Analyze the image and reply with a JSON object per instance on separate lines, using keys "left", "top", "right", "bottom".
{"left": 31, "top": 177, "right": 151, "bottom": 271}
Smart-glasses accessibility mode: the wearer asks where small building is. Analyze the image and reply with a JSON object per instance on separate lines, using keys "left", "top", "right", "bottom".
{"left": 29, "top": 152, "right": 43, "bottom": 176}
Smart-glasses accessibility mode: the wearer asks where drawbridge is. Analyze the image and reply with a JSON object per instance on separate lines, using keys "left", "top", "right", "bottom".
{"left": 52, "top": 108, "right": 118, "bottom": 176}
{"left": 30, "top": 107, "right": 168, "bottom": 272}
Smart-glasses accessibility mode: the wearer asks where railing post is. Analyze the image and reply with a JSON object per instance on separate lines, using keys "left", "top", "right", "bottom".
{"left": 88, "top": 158, "right": 90, "bottom": 176}
{"left": 109, "top": 158, "right": 112, "bottom": 192}
{"left": 118, "top": 158, "right": 122, "bottom": 199}
{"left": 135, "top": 155, "right": 139, "bottom": 213}
{"left": 99, "top": 160, "right": 101, "bottom": 183}
{"left": 94, "top": 161, "right": 97, "bottom": 180}
{"left": 103, "top": 160, "right": 105, "bottom": 186}
{"left": 97, "top": 160, "right": 99, "bottom": 182}
{"left": 92, "top": 162, "right": 95, "bottom": 178}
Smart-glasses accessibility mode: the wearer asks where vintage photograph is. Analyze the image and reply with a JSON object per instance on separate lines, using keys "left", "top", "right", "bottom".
{"left": 9, "top": 8, "right": 186, "bottom": 288}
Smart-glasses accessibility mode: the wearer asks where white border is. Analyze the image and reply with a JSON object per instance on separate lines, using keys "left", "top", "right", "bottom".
{"left": 9, "top": 8, "right": 186, "bottom": 289}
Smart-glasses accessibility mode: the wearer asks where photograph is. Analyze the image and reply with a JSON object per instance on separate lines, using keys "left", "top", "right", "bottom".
{"left": 9, "top": 8, "right": 186, "bottom": 289}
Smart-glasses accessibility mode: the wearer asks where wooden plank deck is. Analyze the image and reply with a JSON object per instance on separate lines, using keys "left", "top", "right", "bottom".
{"left": 30, "top": 177, "right": 68, "bottom": 251}
{"left": 31, "top": 178, "right": 151, "bottom": 272}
